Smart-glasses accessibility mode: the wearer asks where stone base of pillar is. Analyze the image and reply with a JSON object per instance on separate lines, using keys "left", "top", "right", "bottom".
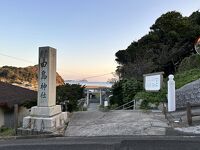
{"left": 22, "top": 112, "right": 67, "bottom": 132}
{"left": 30, "top": 105, "right": 62, "bottom": 117}
{"left": 21, "top": 105, "right": 68, "bottom": 132}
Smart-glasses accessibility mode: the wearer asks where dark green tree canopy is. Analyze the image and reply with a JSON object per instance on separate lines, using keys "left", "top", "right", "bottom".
{"left": 115, "top": 11, "right": 200, "bottom": 80}
{"left": 56, "top": 83, "right": 85, "bottom": 112}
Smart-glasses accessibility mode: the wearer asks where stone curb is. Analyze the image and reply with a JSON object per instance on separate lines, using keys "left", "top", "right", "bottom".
{"left": 0, "top": 134, "right": 63, "bottom": 140}
{"left": 166, "top": 127, "right": 200, "bottom": 136}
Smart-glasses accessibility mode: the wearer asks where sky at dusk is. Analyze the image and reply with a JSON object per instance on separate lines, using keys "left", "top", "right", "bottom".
{"left": 0, "top": 0, "right": 199, "bottom": 81}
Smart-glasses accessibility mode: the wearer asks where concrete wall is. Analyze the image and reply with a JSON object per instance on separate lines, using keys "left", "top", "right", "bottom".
{"left": 4, "top": 109, "right": 14, "bottom": 128}
{"left": 176, "top": 79, "right": 200, "bottom": 108}
{"left": 0, "top": 107, "right": 4, "bottom": 127}
{"left": 18, "top": 106, "right": 30, "bottom": 126}
{"left": 2, "top": 106, "right": 30, "bottom": 128}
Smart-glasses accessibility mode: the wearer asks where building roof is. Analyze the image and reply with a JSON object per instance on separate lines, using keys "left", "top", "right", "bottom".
{"left": 0, "top": 81, "right": 37, "bottom": 109}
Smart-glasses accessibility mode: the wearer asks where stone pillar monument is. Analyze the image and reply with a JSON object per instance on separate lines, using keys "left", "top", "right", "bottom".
{"left": 38, "top": 46, "right": 56, "bottom": 107}
{"left": 168, "top": 74, "right": 176, "bottom": 112}
{"left": 22, "top": 47, "right": 67, "bottom": 132}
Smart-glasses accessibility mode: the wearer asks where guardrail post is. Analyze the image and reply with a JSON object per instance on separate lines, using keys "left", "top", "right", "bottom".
{"left": 187, "top": 102, "right": 192, "bottom": 126}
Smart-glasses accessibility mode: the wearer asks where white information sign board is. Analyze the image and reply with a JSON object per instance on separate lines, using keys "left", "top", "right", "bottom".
{"left": 144, "top": 72, "right": 163, "bottom": 91}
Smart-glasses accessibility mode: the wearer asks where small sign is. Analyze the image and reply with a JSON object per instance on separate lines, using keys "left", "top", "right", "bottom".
{"left": 143, "top": 72, "right": 164, "bottom": 92}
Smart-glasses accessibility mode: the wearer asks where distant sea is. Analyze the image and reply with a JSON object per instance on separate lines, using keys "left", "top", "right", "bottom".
{"left": 65, "top": 80, "right": 113, "bottom": 88}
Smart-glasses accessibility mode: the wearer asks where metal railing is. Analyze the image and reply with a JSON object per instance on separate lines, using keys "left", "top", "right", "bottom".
{"left": 78, "top": 98, "right": 86, "bottom": 106}
{"left": 114, "top": 99, "right": 136, "bottom": 110}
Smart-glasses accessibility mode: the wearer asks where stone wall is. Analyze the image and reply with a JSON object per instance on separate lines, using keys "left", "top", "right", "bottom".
{"left": 176, "top": 79, "right": 200, "bottom": 108}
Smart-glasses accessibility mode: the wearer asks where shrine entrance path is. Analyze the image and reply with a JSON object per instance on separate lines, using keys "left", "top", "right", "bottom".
{"left": 87, "top": 103, "right": 99, "bottom": 111}
{"left": 65, "top": 110, "right": 169, "bottom": 136}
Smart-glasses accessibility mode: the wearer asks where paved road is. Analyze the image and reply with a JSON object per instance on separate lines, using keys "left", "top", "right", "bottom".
{"left": 0, "top": 136, "right": 200, "bottom": 150}
{"left": 65, "top": 110, "right": 168, "bottom": 136}
{"left": 87, "top": 98, "right": 100, "bottom": 111}
{"left": 87, "top": 103, "right": 99, "bottom": 111}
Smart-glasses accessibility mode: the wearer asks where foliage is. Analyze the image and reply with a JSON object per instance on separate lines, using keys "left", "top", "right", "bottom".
{"left": 0, "top": 65, "right": 64, "bottom": 89}
{"left": 122, "top": 78, "right": 142, "bottom": 103}
{"left": 175, "top": 68, "right": 200, "bottom": 89}
{"left": 113, "top": 10, "right": 200, "bottom": 109}
{"left": 0, "top": 66, "right": 37, "bottom": 83}
{"left": 107, "top": 78, "right": 118, "bottom": 84}
{"left": 109, "top": 80, "right": 123, "bottom": 106}
{"left": 0, "top": 126, "right": 15, "bottom": 136}
{"left": 178, "top": 54, "right": 200, "bottom": 72}
{"left": 115, "top": 11, "right": 200, "bottom": 80}
{"left": 109, "top": 104, "right": 118, "bottom": 110}
{"left": 134, "top": 89, "right": 167, "bottom": 109}
{"left": 110, "top": 78, "right": 142, "bottom": 107}
{"left": 22, "top": 99, "right": 37, "bottom": 109}
{"left": 56, "top": 83, "right": 85, "bottom": 112}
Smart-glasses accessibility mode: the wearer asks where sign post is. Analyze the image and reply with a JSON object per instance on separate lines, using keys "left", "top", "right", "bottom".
{"left": 143, "top": 72, "right": 164, "bottom": 92}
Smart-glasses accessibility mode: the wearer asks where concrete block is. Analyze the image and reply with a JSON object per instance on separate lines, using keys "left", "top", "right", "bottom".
{"left": 30, "top": 105, "right": 62, "bottom": 117}
{"left": 23, "top": 116, "right": 31, "bottom": 128}
{"left": 22, "top": 112, "right": 68, "bottom": 132}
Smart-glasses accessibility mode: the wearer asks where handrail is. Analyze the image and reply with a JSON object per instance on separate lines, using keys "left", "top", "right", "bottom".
{"left": 124, "top": 105, "right": 135, "bottom": 110}
{"left": 114, "top": 99, "right": 136, "bottom": 110}
{"left": 78, "top": 98, "right": 86, "bottom": 106}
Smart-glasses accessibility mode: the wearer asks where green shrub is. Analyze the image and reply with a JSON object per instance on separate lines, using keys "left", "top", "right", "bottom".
{"left": 109, "top": 104, "right": 118, "bottom": 109}
{"left": 122, "top": 78, "right": 142, "bottom": 103}
{"left": 56, "top": 83, "right": 85, "bottom": 112}
{"left": 110, "top": 78, "right": 142, "bottom": 107}
{"left": 109, "top": 80, "right": 123, "bottom": 107}
{"left": 134, "top": 89, "right": 167, "bottom": 109}
{"left": 175, "top": 68, "right": 200, "bottom": 89}
{"left": 0, "top": 126, "right": 14, "bottom": 136}
{"left": 178, "top": 54, "right": 200, "bottom": 72}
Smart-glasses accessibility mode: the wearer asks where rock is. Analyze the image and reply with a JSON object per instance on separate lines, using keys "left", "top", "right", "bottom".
{"left": 176, "top": 79, "right": 200, "bottom": 108}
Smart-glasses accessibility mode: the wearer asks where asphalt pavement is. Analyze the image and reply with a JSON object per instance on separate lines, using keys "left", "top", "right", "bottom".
{"left": 0, "top": 136, "right": 200, "bottom": 150}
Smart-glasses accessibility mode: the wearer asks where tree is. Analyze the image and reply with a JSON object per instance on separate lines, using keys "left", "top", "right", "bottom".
{"left": 110, "top": 78, "right": 142, "bottom": 107}
{"left": 115, "top": 11, "right": 200, "bottom": 79}
{"left": 56, "top": 83, "right": 85, "bottom": 112}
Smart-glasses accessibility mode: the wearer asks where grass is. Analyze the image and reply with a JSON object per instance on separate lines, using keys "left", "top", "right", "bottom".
{"left": 175, "top": 68, "right": 200, "bottom": 89}
{"left": 0, "top": 127, "right": 15, "bottom": 136}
